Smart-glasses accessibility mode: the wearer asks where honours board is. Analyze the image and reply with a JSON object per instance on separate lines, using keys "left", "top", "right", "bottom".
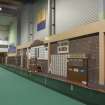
{"left": 30, "top": 45, "right": 48, "bottom": 60}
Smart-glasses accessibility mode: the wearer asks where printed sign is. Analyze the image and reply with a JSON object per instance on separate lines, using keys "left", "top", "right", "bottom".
{"left": 36, "top": 8, "right": 46, "bottom": 31}
{"left": 37, "top": 20, "right": 46, "bottom": 31}
{"left": 8, "top": 44, "right": 16, "bottom": 53}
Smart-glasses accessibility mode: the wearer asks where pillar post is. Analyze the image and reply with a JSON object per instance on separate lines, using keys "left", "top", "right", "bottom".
{"left": 99, "top": 32, "right": 105, "bottom": 85}
{"left": 21, "top": 49, "right": 23, "bottom": 68}
{"left": 48, "top": 42, "right": 51, "bottom": 69}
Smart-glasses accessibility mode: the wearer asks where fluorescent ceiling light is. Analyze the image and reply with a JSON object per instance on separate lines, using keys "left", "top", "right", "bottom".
{"left": 0, "top": 7, "right": 2, "bottom": 11}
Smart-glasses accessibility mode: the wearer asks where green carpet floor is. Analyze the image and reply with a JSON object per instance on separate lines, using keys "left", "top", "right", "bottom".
{"left": 0, "top": 67, "right": 86, "bottom": 105}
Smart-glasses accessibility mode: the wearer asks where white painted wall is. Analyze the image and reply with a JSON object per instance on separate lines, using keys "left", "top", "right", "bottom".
{"left": 103, "top": 0, "right": 105, "bottom": 19}
{"left": 56, "top": 0, "right": 99, "bottom": 34}
{"left": 0, "top": 48, "right": 8, "bottom": 52}
{"left": 0, "top": 31, "right": 8, "bottom": 40}
{"left": 0, "top": 25, "right": 9, "bottom": 41}
{"left": 20, "top": 4, "right": 32, "bottom": 44}
{"left": 0, "top": 40, "right": 8, "bottom": 45}
{"left": 8, "top": 18, "right": 17, "bottom": 45}
{"left": 19, "top": 0, "right": 105, "bottom": 44}
{"left": 20, "top": 1, "right": 49, "bottom": 44}
{"left": 33, "top": 0, "right": 49, "bottom": 40}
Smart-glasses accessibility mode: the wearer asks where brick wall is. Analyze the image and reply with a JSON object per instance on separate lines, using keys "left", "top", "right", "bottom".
{"left": 50, "top": 33, "right": 99, "bottom": 84}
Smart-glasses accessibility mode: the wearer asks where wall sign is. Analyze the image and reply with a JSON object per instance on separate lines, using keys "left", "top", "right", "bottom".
{"left": 37, "top": 20, "right": 46, "bottom": 31}
{"left": 36, "top": 8, "right": 46, "bottom": 31}
{"left": 30, "top": 45, "right": 48, "bottom": 60}
{"left": 8, "top": 44, "right": 16, "bottom": 53}
{"left": 57, "top": 40, "right": 69, "bottom": 54}
{"left": 57, "top": 45, "right": 69, "bottom": 54}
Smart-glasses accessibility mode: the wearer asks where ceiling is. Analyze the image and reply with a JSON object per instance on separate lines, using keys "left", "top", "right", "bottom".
{"left": 0, "top": 0, "right": 21, "bottom": 6}
{"left": 0, "top": 0, "right": 35, "bottom": 27}
{"left": 0, "top": 0, "right": 35, "bottom": 4}
{"left": 0, "top": 0, "right": 20, "bottom": 27}
{"left": 0, "top": 0, "right": 35, "bottom": 16}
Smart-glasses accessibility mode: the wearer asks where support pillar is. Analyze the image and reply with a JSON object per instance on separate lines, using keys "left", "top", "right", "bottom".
{"left": 27, "top": 48, "right": 30, "bottom": 69}
{"left": 21, "top": 49, "right": 23, "bottom": 68}
{"left": 99, "top": 32, "right": 105, "bottom": 85}
{"left": 48, "top": 42, "right": 51, "bottom": 69}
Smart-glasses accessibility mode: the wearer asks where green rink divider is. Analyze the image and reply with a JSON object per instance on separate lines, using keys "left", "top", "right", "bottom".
{"left": 0, "top": 64, "right": 105, "bottom": 105}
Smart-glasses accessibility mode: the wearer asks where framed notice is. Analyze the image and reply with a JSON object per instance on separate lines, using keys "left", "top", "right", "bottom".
{"left": 57, "top": 45, "right": 69, "bottom": 54}
{"left": 30, "top": 46, "right": 48, "bottom": 60}
{"left": 57, "top": 40, "right": 69, "bottom": 54}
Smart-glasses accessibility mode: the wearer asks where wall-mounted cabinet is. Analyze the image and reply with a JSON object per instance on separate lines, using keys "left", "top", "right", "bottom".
{"left": 67, "top": 57, "right": 88, "bottom": 85}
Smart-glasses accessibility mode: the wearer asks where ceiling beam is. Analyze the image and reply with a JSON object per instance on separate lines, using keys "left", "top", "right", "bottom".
{"left": 0, "top": 0, "right": 21, "bottom": 6}
{"left": 16, "top": 0, "right": 35, "bottom": 3}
